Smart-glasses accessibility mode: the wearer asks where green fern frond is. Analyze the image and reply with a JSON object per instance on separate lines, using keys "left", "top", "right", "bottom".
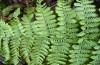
{"left": 20, "top": 36, "right": 33, "bottom": 65}
{"left": 88, "top": 46, "right": 100, "bottom": 65}
{"left": 0, "top": 0, "right": 99, "bottom": 65}
{"left": 47, "top": 37, "right": 70, "bottom": 65}
{"left": 0, "top": 20, "right": 12, "bottom": 61}
{"left": 31, "top": 37, "right": 50, "bottom": 65}
{"left": 47, "top": 0, "right": 78, "bottom": 65}
{"left": 9, "top": 8, "right": 25, "bottom": 37}
{"left": 8, "top": 8, "right": 24, "bottom": 65}
{"left": 31, "top": 2, "right": 57, "bottom": 37}
{"left": 88, "top": 40, "right": 100, "bottom": 65}
{"left": 9, "top": 8, "right": 34, "bottom": 65}
{"left": 70, "top": 40, "right": 97, "bottom": 65}
{"left": 21, "top": 13, "right": 33, "bottom": 37}
{"left": 20, "top": 7, "right": 34, "bottom": 65}
{"left": 56, "top": 0, "right": 78, "bottom": 39}
{"left": 69, "top": 0, "right": 100, "bottom": 65}
{"left": 2, "top": 4, "right": 22, "bottom": 16}
{"left": 30, "top": 2, "right": 57, "bottom": 64}
{"left": 10, "top": 36, "right": 20, "bottom": 65}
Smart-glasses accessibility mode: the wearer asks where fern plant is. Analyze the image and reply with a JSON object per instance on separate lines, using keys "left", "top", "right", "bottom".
{"left": 0, "top": 0, "right": 100, "bottom": 65}
{"left": 31, "top": 1, "right": 57, "bottom": 37}
{"left": 20, "top": 7, "right": 34, "bottom": 65}
{"left": 9, "top": 8, "right": 25, "bottom": 65}
{"left": 47, "top": 0, "right": 78, "bottom": 65}
{"left": 69, "top": 0, "right": 100, "bottom": 65}
{"left": 0, "top": 20, "right": 12, "bottom": 62}
{"left": 8, "top": 8, "right": 34, "bottom": 65}
{"left": 90, "top": 44, "right": 100, "bottom": 65}
{"left": 31, "top": 0, "right": 57, "bottom": 65}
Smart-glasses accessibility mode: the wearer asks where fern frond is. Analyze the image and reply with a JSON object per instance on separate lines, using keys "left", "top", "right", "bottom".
{"left": 88, "top": 46, "right": 100, "bottom": 65}
{"left": 88, "top": 40, "right": 100, "bottom": 65}
{"left": 31, "top": 2, "right": 57, "bottom": 64}
{"left": 47, "top": 0, "right": 78, "bottom": 65}
{"left": 69, "top": 42, "right": 93, "bottom": 65}
{"left": 69, "top": 0, "right": 100, "bottom": 65}
{"left": 70, "top": 40, "right": 97, "bottom": 65}
{"left": 20, "top": 7, "right": 34, "bottom": 65}
{"left": 0, "top": 0, "right": 99, "bottom": 65}
{"left": 0, "top": 20, "right": 12, "bottom": 61}
{"left": 31, "top": 2, "right": 57, "bottom": 37}
{"left": 9, "top": 8, "right": 24, "bottom": 65}
{"left": 9, "top": 8, "right": 34, "bottom": 65}
{"left": 31, "top": 37, "right": 50, "bottom": 65}
{"left": 10, "top": 37, "right": 20, "bottom": 65}
{"left": 56, "top": 0, "right": 78, "bottom": 39}
{"left": 2, "top": 4, "right": 22, "bottom": 16}
{"left": 47, "top": 37, "right": 70, "bottom": 65}
{"left": 9, "top": 8, "right": 25, "bottom": 37}
{"left": 21, "top": 13, "right": 33, "bottom": 37}
{"left": 20, "top": 36, "right": 33, "bottom": 65}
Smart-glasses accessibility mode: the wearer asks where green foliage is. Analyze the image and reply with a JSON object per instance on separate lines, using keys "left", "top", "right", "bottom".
{"left": 9, "top": 8, "right": 25, "bottom": 65}
{"left": 31, "top": 37, "right": 50, "bottom": 65}
{"left": 31, "top": 2, "right": 57, "bottom": 37}
{"left": 31, "top": 2, "right": 57, "bottom": 65}
{"left": 47, "top": 0, "right": 78, "bottom": 65}
{"left": 0, "top": 0, "right": 100, "bottom": 65}
{"left": 0, "top": 20, "right": 12, "bottom": 61}
{"left": 69, "top": 0, "right": 100, "bottom": 65}
{"left": 2, "top": 4, "right": 22, "bottom": 17}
